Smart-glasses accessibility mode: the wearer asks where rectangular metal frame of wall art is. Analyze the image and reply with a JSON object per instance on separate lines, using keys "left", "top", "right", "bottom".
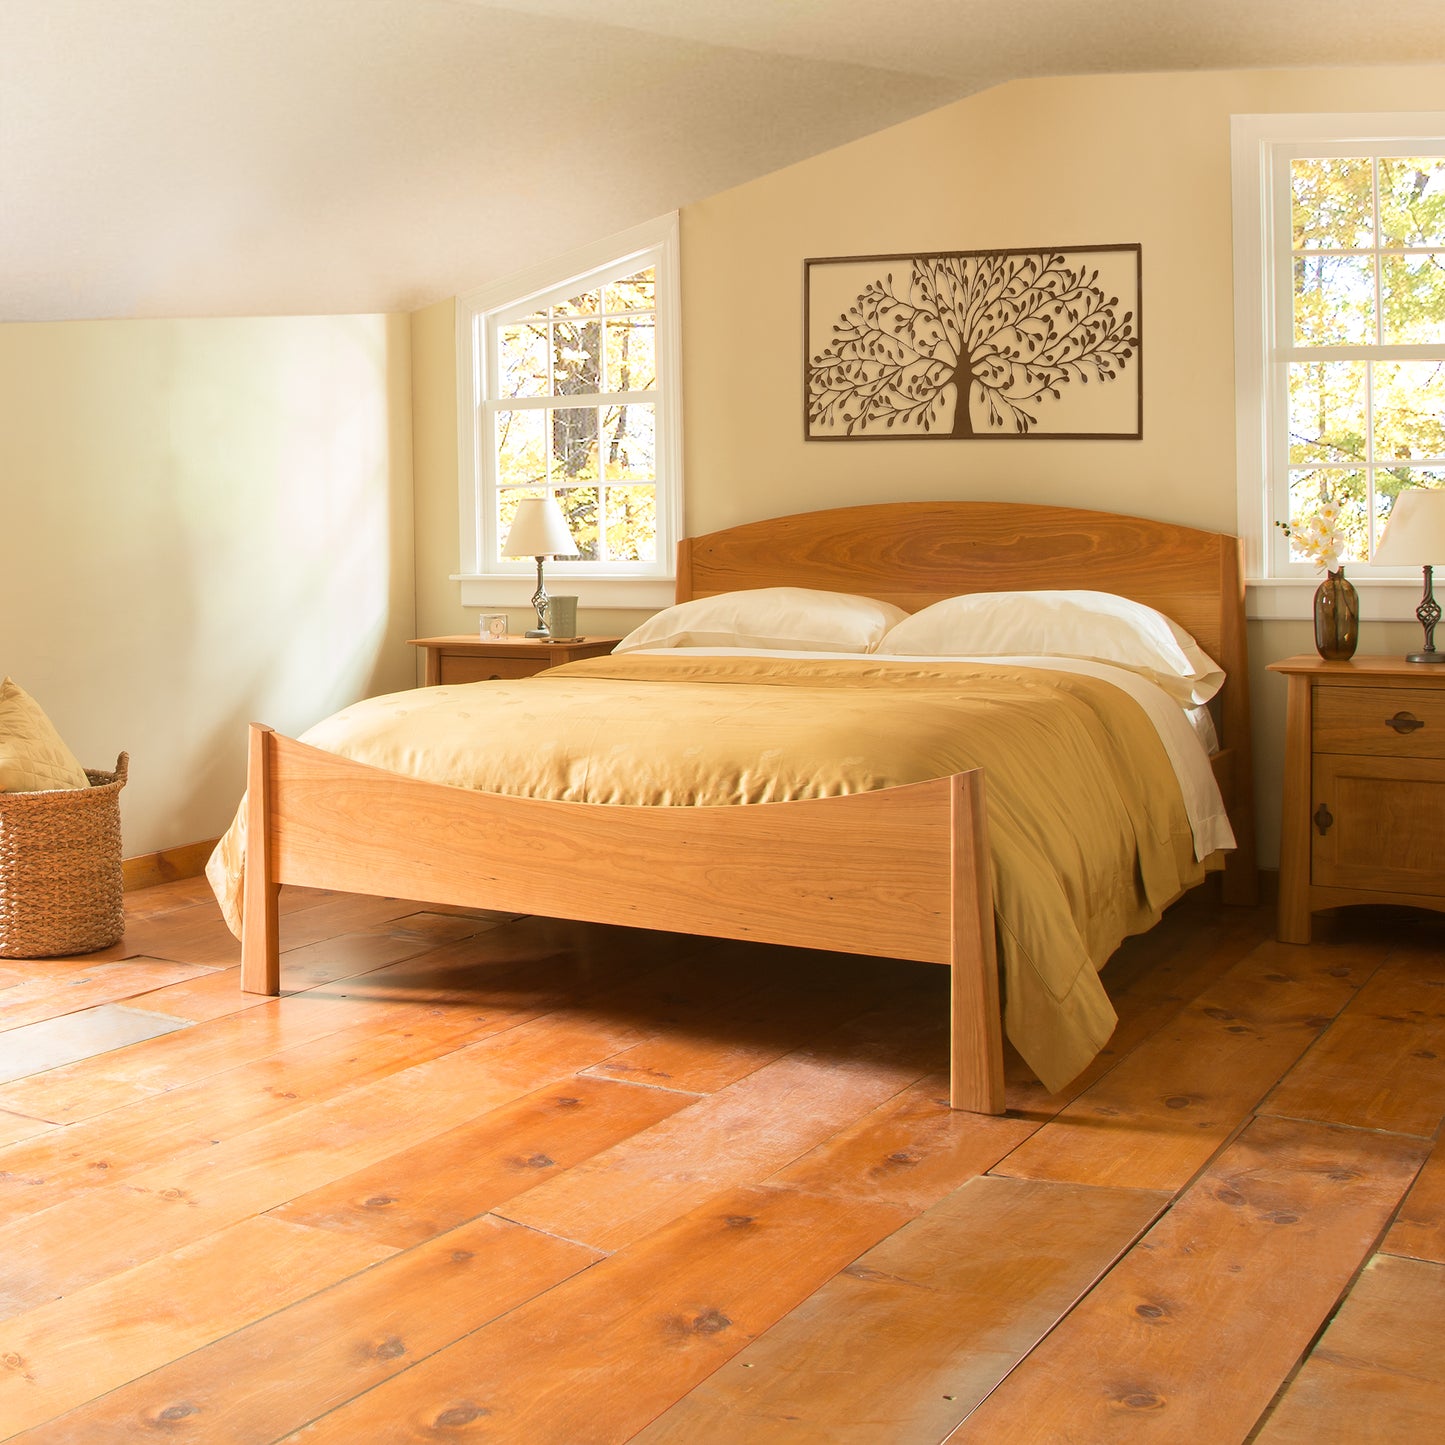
{"left": 804, "top": 244, "right": 1142, "bottom": 441}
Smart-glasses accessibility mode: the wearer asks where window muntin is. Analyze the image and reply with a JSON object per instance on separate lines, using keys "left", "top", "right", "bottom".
{"left": 1272, "top": 145, "right": 1445, "bottom": 572}
{"left": 457, "top": 216, "right": 680, "bottom": 586}
{"left": 491, "top": 267, "right": 658, "bottom": 565}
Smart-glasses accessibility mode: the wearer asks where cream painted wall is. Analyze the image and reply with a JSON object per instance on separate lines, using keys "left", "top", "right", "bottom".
{"left": 676, "top": 63, "right": 1441, "bottom": 867}
{"left": 410, "top": 62, "right": 1445, "bottom": 867}
{"left": 0, "top": 315, "right": 415, "bottom": 858}
{"left": 679, "top": 64, "right": 1445, "bottom": 534}
{"left": 411, "top": 298, "right": 466, "bottom": 670}
{"left": 25, "top": 67, "right": 1436, "bottom": 870}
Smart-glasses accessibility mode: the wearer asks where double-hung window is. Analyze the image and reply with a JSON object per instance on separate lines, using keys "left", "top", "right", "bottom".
{"left": 1233, "top": 114, "right": 1445, "bottom": 612}
{"left": 456, "top": 215, "right": 682, "bottom": 610}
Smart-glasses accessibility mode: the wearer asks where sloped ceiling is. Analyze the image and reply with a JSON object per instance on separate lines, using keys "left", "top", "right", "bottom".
{"left": 3, "top": 0, "right": 1444, "bottom": 320}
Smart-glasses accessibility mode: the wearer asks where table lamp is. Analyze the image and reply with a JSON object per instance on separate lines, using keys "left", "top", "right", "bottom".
{"left": 503, "top": 496, "right": 580, "bottom": 637}
{"left": 1373, "top": 488, "right": 1445, "bottom": 663}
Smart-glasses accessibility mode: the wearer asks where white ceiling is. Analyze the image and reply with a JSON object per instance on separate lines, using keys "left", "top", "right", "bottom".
{"left": 4, "top": 0, "right": 1445, "bottom": 321}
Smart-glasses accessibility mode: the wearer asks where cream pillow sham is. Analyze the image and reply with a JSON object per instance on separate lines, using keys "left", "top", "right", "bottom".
{"left": 876, "top": 589, "right": 1224, "bottom": 705}
{"left": 616, "top": 586, "right": 909, "bottom": 655}
{"left": 0, "top": 677, "right": 92, "bottom": 792}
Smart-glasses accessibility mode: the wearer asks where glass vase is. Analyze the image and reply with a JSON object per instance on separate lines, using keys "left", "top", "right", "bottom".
{"left": 1313, "top": 568, "right": 1359, "bottom": 661}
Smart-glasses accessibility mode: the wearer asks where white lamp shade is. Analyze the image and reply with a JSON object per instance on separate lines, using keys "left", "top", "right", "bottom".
{"left": 503, "top": 496, "right": 580, "bottom": 559}
{"left": 1373, "top": 489, "right": 1445, "bottom": 565}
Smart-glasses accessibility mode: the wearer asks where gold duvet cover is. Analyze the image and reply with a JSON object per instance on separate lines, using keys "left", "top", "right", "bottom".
{"left": 209, "top": 654, "right": 1214, "bottom": 1092}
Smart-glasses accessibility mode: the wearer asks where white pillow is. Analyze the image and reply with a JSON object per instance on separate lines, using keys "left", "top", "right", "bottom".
{"left": 616, "top": 587, "right": 909, "bottom": 655}
{"left": 876, "top": 589, "right": 1224, "bottom": 705}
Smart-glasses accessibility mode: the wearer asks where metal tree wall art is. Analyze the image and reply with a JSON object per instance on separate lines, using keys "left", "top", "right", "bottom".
{"left": 805, "top": 245, "right": 1142, "bottom": 440}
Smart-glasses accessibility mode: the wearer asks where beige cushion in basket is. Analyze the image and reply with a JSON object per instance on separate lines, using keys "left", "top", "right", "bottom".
{"left": 0, "top": 677, "right": 92, "bottom": 792}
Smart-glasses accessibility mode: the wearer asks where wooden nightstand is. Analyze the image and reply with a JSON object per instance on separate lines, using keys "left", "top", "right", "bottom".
{"left": 1271, "top": 654, "right": 1445, "bottom": 943}
{"left": 408, "top": 635, "right": 621, "bottom": 686}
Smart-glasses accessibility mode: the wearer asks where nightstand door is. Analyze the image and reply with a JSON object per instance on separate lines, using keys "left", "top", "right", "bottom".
{"left": 1312, "top": 753, "right": 1445, "bottom": 894}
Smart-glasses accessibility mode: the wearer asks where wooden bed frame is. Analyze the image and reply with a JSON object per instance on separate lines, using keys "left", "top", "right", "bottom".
{"left": 239, "top": 501, "right": 1257, "bottom": 1115}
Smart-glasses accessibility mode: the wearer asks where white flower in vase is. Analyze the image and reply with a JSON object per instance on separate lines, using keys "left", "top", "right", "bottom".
{"left": 1277, "top": 505, "right": 1348, "bottom": 575}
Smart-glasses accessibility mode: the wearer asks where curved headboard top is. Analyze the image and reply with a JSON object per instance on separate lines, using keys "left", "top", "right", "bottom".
{"left": 677, "top": 500, "right": 1246, "bottom": 685}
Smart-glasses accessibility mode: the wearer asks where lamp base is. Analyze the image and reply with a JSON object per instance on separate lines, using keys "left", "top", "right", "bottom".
{"left": 526, "top": 555, "right": 552, "bottom": 641}
{"left": 1409, "top": 564, "right": 1441, "bottom": 663}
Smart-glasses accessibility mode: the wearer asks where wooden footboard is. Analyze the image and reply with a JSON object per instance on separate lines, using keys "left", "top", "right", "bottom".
{"left": 240, "top": 724, "right": 1003, "bottom": 1114}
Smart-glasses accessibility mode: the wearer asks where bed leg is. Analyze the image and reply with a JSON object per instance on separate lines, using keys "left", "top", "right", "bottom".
{"left": 241, "top": 723, "right": 280, "bottom": 995}
{"left": 949, "top": 771, "right": 1005, "bottom": 1114}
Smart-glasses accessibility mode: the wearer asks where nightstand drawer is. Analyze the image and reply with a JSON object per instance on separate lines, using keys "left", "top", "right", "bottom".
{"left": 1313, "top": 686, "right": 1445, "bottom": 759}
{"left": 409, "top": 636, "right": 621, "bottom": 687}
{"left": 439, "top": 656, "right": 546, "bottom": 684}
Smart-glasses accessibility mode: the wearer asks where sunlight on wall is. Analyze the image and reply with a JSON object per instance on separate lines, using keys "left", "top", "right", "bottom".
{"left": 672, "top": 63, "right": 1443, "bottom": 865}
{"left": 0, "top": 315, "right": 415, "bottom": 856}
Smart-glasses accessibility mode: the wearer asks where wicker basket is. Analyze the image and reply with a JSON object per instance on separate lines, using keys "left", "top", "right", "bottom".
{"left": 0, "top": 753, "right": 128, "bottom": 958}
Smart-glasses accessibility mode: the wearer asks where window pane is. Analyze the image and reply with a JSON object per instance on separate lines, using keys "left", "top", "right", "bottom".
{"left": 1266, "top": 140, "right": 1445, "bottom": 577}
{"left": 550, "top": 407, "right": 599, "bottom": 483}
{"left": 1288, "top": 362, "right": 1367, "bottom": 465}
{"left": 1293, "top": 254, "right": 1375, "bottom": 344}
{"left": 1292, "top": 158, "right": 1374, "bottom": 249}
{"left": 554, "top": 320, "right": 601, "bottom": 395}
{"left": 602, "top": 403, "right": 655, "bottom": 481}
{"left": 554, "top": 290, "right": 600, "bottom": 317}
{"left": 1379, "top": 157, "right": 1445, "bottom": 247}
{"left": 498, "top": 322, "right": 549, "bottom": 398}
{"left": 604, "top": 485, "right": 657, "bottom": 562}
{"left": 554, "top": 486, "right": 600, "bottom": 560}
{"left": 1287, "top": 469, "right": 1369, "bottom": 562}
{"left": 495, "top": 410, "right": 546, "bottom": 489}
{"left": 604, "top": 269, "right": 656, "bottom": 313}
{"left": 1381, "top": 255, "right": 1445, "bottom": 344}
{"left": 1374, "top": 361, "right": 1445, "bottom": 461}
{"left": 604, "top": 320, "right": 656, "bottom": 391}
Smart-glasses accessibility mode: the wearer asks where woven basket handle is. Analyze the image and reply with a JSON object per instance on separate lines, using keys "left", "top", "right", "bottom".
{"left": 112, "top": 752, "right": 129, "bottom": 787}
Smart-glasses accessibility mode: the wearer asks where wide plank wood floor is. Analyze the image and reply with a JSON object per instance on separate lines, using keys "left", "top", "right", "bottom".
{"left": 0, "top": 876, "right": 1441, "bottom": 1442}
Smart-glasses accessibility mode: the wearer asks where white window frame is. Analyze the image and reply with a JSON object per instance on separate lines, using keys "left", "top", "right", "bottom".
{"left": 454, "top": 214, "right": 682, "bottom": 611}
{"left": 1232, "top": 112, "right": 1445, "bottom": 620}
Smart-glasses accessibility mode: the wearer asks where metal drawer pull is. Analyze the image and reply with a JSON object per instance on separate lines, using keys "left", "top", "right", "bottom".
{"left": 1313, "top": 803, "right": 1334, "bottom": 836}
{"left": 1385, "top": 711, "right": 1426, "bottom": 734}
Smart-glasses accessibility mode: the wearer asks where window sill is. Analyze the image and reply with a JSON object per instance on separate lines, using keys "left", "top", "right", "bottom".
{"left": 453, "top": 575, "right": 677, "bottom": 611}
{"left": 1246, "top": 576, "right": 1424, "bottom": 622}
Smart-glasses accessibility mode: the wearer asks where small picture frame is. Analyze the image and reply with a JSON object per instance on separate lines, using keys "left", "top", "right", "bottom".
{"left": 480, "top": 612, "right": 509, "bottom": 639}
